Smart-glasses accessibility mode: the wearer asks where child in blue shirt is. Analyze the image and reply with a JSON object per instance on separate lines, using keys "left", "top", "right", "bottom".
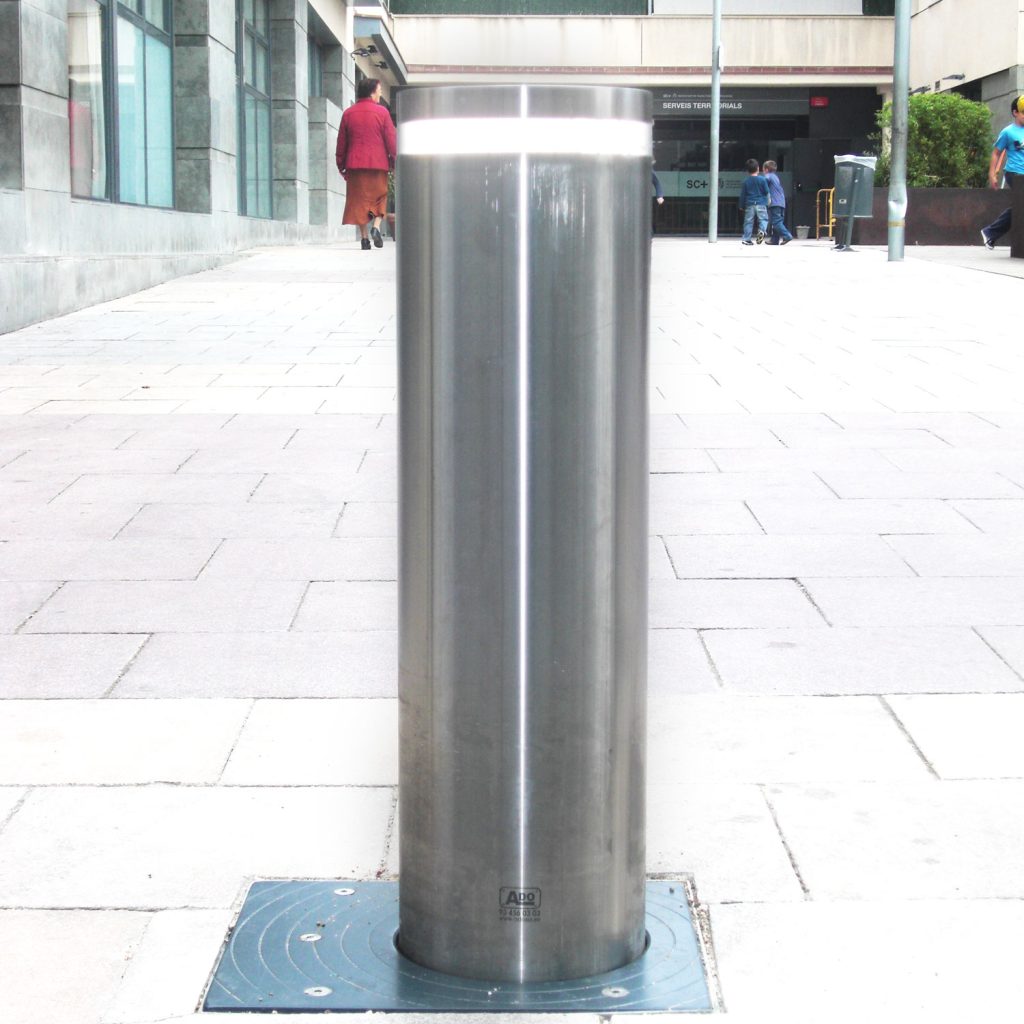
{"left": 980, "top": 96, "right": 1024, "bottom": 248}
{"left": 738, "top": 159, "right": 770, "bottom": 245}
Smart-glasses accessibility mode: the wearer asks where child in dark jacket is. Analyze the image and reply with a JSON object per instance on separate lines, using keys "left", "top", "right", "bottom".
{"left": 738, "top": 158, "right": 770, "bottom": 245}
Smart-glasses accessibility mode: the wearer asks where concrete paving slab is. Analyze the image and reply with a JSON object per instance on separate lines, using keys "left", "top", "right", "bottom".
{"left": 663, "top": 535, "right": 913, "bottom": 578}
{"left": 702, "top": 626, "right": 1020, "bottom": 695}
{"left": 52, "top": 473, "right": 265, "bottom": 504}
{"left": 803, "top": 577, "right": 1024, "bottom": 626}
{"left": 0, "top": 539, "right": 219, "bottom": 581}
{"left": 201, "top": 538, "right": 397, "bottom": 581}
{"left": 649, "top": 579, "right": 825, "bottom": 629}
{"left": 291, "top": 581, "right": 397, "bottom": 631}
{"left": 222, "top": 699, "right": 397, "bottom": 786}
{"left": 118, "top": 502, "right": 341, "bottom": 540}
{"left": 333, "top": 501, "right": 397, "bottom": 536}
{"left": 0, "top": 582, "right": 60, "bottom": 631}
{"left": 0, "top": 909, "right": 150, "bottom": 1024}
{"left": 885, "top": 533, "right": 1024, "bottom": 575}
{"left": 114, "top": 631, "right": 397, "bottom": 697}
{"left": 24, "top": 581, "right": 305, "bottom": 633}
{"left": 747, "top": 497, "right": 979, "bottom": 534}
{"left": 0, "top": 786, "right": 392, "bottom": 908}
{"left": 651, "top": 470, "right": 836, "bottom": 503}
{"left": 648, "top": 695, "right": 927, "bottom": 783}
{"left": 0, "top": 788, "right": 25, "bottom": 828}
{"left": 0, "top": 635, "right": 147, "bottom": 697}
{"left": 888, "top": 694, "right": 1024, "bottom": 779}
{"left": 647, "top": 783, "right": 803, "bottom": 903}
{"left": 102, "top": 908, "right": 235, "bottom": 1024}
{"left": 709, "top": 900, "right": 1024, "bottom": 1021}
{"left": 0, "top": 699, "right": 249, "bottom": 784}
{"left": 649, "top": 500, "right": 764, "bottom": 536}
{"left": 976, "top": 625, "right": 1024, "bottom": 677}
{"left": 950, "top": 498, "right": 1024, "bottom": 532}
{"left": 766, "top": 780, "right": 1024, "bottom": 899}
{"left": 815, "top": 469, "right": 1024, "bottom": 499}
{"left": 648, "top": 629, "right": 720, "bottom": 694}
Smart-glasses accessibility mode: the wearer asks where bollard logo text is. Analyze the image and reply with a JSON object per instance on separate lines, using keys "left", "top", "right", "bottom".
{"left": 499, "top": 887, "right": 541, "bottom": 922}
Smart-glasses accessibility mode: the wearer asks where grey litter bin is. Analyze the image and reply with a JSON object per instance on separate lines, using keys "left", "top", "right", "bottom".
{"left": 833, "top": 154, "right": 877, "bottom": 251}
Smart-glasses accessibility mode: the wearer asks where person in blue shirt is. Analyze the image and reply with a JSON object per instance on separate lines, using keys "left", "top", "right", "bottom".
{"left": 980, "top": 96, "right": 1024, "bottom": 249}
{"left": 762, "top": 159, "right": 793, "bottom": 245}
{"left": 737, "top": 159, "right": 769, "bottom": 245}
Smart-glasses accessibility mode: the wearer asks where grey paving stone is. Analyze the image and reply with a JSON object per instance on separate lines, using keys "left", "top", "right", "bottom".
{"left": 292, "top": 581, "right": 397, "bottom": 631}
{"left": 976, "top": 626, "right": 1024, "bottom": 678}
{"left": 251, "top": 472, "right": 367, "bottom": 504}
{"left": 0, "top": 699, "right": 249, "bottom": 785}
{"left": 0, "top": 475, "right": 78, "bottom": 504}
{"left": 651, "top": 471, "right": 835, "bottom": 504}
{"left": 649, "top": 448, "right": 718, "bottom": 473}
{"left": 24, "top": 581, "right": 305, "bottom": 634}
{"left": 0, "top": 583, "right": 59, "bottom": 632}
{"left": 815, "top": 469, "right": 1024, "bottom": 500}
{"left": 649, "top": 579, "right": 825, "bottom": 629}
{"left": 709, "top": 900, "right": 1024, "bottom": 1020}
{"left": 103, "top": 908, "right": 236, "bottom": 1024}
{"left": 179, "top": 447, "right": 364, "bottom": 475}
{"left": 201, "top": 538, "right": 397, "bottom": 581}
{"left": 119, "top": 503, "right": 342, "bottom": 540}
{"left": 886, "top": 533, "right": 1024, "bottom": 575}
{"left": 0, "top": 789, "right": 25, "bottom": 828}
{"left": 647, "top": 783, "right": 803, "bottom": 902}
{"left": 887, "top": 694, "right": 1024, "bottom": 779}
{"left": 802, "top": 578, "right": 1024, "bottom": 626}
{"left": 707, "top": 447, "right": 894, "bottom": 472}
{"left": 0, "top": 505, "right": 142, "bottom": 541}
{"left": 648, "top": 629, "right": 720, "bottom": 694}
{"left": 766, "top": 780, "right": 1024, "bottom": 899}
{"left": 748, "top": 498, "right": 978, "bottom": 535}
{"left": 222, "top": 699, "right": 397, "bottom": 786}
{"left": 120, "top": 426, "right": 295, "bottom": 450}
{"left": 115, "top": 631, "right": 397, "bottom": 697}
{"left": 702, "top": 627, "right": 1019, "bottom": 695}
{"left": 0, "top": 635, "right": 147, "bottom": 698}
{"left": 333, "top": 502, "right": 397, "bottom": 537}
{"left": 649, "top": 695, "right": 926, "bottom": 783}
{"left": 663, "top": 535, "right": 912, "bottom": 578}
{"left": 0, "top": 539, "right": 218, "bottom": 581}
{"left": 769, "top": 427, "right": 950, "bottom": 449}
{"left": 0, "top": 786, "right": 392, "bottom": 909}
{"left": 52, "top": 473, "right": 264, "bottom": 504}
{"left": 0, "top": 909, "right": 151, "bottom": 1024}
{"left": 649, "top": 500, "right": 763, "bottom": 535}
{"left": 951, "top": 499, "right": 1024, "bottom": 533}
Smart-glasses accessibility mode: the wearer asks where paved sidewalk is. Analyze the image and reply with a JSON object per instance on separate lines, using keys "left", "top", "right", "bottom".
{"left": 1, "top": 238, "right": 1023, "bottom": 1023}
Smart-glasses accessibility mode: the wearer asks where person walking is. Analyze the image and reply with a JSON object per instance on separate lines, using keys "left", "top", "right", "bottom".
{"left": 762, "top": 159, "right": 793, "bottom": 245}
{"left": 980, "top": 96, "right": 1024, "bottom": 250}
{"left": 738, "top": 158, "right": 769, "bottom": 245}
{"left": 336, "top": 78, "right": 397, "bottom": 251}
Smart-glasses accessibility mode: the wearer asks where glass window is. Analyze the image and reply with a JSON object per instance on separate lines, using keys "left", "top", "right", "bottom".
{"left": 68, "top": 0, "right": 174, "bottom": 207}
{"left": 116, "top": 16, "right": 147, "bottom": 204}
{"left": 238, "top": 0, "right": 273, "bottom": 218}
{"left": 308, "top": 39, "right": 324, "bottom": 98}
{"left": 68, "top": 0, "right": 109, "bottom": 200}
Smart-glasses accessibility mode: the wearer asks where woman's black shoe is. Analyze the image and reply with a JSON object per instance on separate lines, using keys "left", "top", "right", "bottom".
{"left": 361, "top": 238, "right": 372, "bottom": 250}
{"left": 370, "top": 226, "right": 384, "bottom": 248}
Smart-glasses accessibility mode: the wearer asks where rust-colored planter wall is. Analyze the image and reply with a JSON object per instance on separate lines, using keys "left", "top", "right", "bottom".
{"left": 851, "top": 188, "right": 1010, "bottom": 245}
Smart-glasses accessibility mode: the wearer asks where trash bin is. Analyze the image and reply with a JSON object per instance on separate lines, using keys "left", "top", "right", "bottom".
{"left": 833, "top": 154, "right": 877, "bottom": 250}
{"left": 396, "top": 85, "right": 651, "bottom": 985}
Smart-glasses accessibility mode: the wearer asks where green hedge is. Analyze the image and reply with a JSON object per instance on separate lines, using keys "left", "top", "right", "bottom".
{"left": 872, "top": 92, "right": 993, "bottom": 188}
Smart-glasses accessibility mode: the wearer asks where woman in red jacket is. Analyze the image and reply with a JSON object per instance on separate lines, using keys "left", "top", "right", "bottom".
{"left": 336, "top": 78, "right": 397, "bottom": 250}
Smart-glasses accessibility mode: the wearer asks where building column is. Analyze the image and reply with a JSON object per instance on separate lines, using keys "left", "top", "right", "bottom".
{"left": 308, "top": 44, "right": 352, "bottom": 226}
{"left": 0, "top": 0, "right": 70, "bottom": 196}
{"left": 270, "top": 0, "right": 309, "bottom": 223}
{"left": 173, "top": 0, "right": 237, "bottom": 214}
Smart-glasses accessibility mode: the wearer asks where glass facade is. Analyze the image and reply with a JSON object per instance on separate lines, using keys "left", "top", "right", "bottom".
{"left": 67, "top": 0, "right": 173, "bottom": 207}
{"left": 238, "top": 0, "right": 273, "bottom": 218}
{"left": 68, "top": 0, "right": 110, "bottom": 200}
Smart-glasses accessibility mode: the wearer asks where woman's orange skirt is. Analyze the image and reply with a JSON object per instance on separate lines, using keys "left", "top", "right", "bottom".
{"left": 343, "top": 169, "right": 389, "bottom": 225}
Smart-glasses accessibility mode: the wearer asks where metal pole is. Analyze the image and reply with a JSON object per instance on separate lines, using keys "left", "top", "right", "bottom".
{"left": 888, "top": 0, "right": 911, "bottom": 261}
{"left": 396, "top": 85, "right": 650, "bottom": 985}
{"left": 709, "top": 0, "right": 722, "bottom": 242}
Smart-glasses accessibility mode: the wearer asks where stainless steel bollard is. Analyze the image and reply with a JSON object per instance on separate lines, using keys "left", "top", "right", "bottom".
{"left": 396, "top": 85, "right": 651, "bottom": 984}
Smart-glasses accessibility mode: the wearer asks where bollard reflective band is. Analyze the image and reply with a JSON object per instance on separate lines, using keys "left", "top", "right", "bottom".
{"left": 399, "top": 118, "right": 653, "bottom": 156}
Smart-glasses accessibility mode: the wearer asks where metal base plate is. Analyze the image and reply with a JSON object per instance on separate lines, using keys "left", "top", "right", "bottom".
{"left": 204, "top": 879, "right": 713, "bottom": 1013}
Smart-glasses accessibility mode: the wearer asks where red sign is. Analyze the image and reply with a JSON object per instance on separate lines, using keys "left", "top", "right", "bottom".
{"left": 810, "top": 96, "right": 830, "bottom": 108}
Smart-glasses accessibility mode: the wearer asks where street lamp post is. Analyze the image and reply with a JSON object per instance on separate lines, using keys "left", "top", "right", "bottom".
{"left": 888, "top": 0, "right": 911, "bottom": 261}
{"left": 709, "top": 0, "right": 722, "bottom": 242}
